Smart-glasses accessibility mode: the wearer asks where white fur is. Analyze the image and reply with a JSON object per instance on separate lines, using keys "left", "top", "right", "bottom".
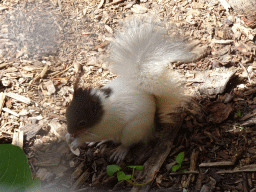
{"left": 109, "top": 17, "right": 190, "bottom": 123}
{"left": 72, "top": 77, "right": 156, "bottom": 148}
{"left": 68, "top": 17, "right": 199, "bottom": 162}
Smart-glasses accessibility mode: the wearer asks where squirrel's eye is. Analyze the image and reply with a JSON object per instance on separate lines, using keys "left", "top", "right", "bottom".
{"left": 78, "top": 120, "right": 86, "bottom": 127}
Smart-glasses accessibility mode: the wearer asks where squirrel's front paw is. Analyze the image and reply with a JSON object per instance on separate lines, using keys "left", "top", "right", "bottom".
{"left": 66, "top": 133, "right": 73, "bottom": 144}
{"left": 70, "top": 139, "right": 78, "bottom": 150}
{"left": 70, "top": 137, "right": 84, "bottom": 150}
{"left": 66, "top": 133, "right": 82, "bottom": 150}
{"left": 65, "top": 137, "right": 80, "bottom": 156}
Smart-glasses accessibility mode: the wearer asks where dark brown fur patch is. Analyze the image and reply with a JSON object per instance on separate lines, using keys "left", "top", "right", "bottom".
{"left": 66, "top": 88, "right": 104, "bottom": 134}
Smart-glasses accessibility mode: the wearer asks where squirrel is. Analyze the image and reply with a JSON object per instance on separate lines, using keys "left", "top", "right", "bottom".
{"left": 66, "top": 17, "right": 206, "bottom": 163}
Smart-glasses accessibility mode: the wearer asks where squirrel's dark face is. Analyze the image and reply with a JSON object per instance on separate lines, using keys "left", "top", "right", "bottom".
{"left": 66, "top": 88, "right": 104, "bottom": 134}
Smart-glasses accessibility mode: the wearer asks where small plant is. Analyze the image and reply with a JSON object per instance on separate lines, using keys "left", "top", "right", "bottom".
{"left": 234, "top": 125, "right": 247, "bottom": 131}
{"left": 236, "top": 109, "right": 242, "bottom": 117}
{"left": 172, "top": 152, "right": 185, "bottom": 172}
{"left": 107, "top": 165, "right": 153, "bottom": 186}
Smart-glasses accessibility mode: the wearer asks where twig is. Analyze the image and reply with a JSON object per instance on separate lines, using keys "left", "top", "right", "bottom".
{"left": 92, "top": 41, "right": 109, "bottom": 51}
{"left": 199, "top": 161, "right": 234, "bottom": 167}
{"left": 169, "top": 145, "right": 184, "bottom": 157}
{"left": 2, "top": 108, "right": 19, "bottom": 117}
{"left": 106, "top": 0, "right": 125, "bottom": 6}
{"left": 0, "top": 93, "right": 6, "bottom": 114}
{"left": 29, "top": 64, "right": 49, "bottom": 84}
{"left": 185, "top": 149, "right": 199, "bottom": 187}
{"left": 0, "top": 63, "right": 10, "bottom": 69}
{"left": 169, "top": 168, "right": 256, "bottom": 176}
{"left": 50, "top": 63, "right": 74, "bottom": 78}
{"left": 239, "top": 62, "right": 251, "bottom": 84}
{"left": 211, "top": 39, "right": 233, "bottom": 44}
{"left": 190, "top": 149, "right": 199, "bottom": 171}
{"left": 98, "top": 0, "right": 105, "bottom": 9}
{"left": 218, "top": 0, "right": 231, "bottom": 11}
{"left": 57, "top": 0, "right": 62, "bottom": 9}
{"left": 242, "top": 172, "right": 249, "bottom": 192}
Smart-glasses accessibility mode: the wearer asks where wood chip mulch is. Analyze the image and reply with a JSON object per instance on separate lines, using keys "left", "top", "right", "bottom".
{"left": 0, "top": 0, "right": 256, "bottom": 191}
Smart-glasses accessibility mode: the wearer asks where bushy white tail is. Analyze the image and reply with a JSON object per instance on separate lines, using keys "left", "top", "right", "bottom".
{"left": 109, "top": 17, "right": 198, "bottom": 122}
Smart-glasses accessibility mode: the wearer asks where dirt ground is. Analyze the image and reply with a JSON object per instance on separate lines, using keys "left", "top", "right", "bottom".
{"left": 0, "top": 0, "right": 256, "bottom": 191}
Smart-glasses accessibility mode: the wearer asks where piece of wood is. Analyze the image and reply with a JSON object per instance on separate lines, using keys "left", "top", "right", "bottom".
{"left": 71, "top": 169, "right": 91, "bottom": 191}
{"left": 40, "top": 64, "right": 49, "bottom": 78}
{"left": 211, "top": 39, "right": 234, "bottom": 44}
{"left": 185, "top": 68, "right": 237, "bottom": 97}
{"left": 132, "top": 117, "right": 183, "bottom": 192}
{"left": 219, "top": 0, "right": 231, "bottom": 11}
{"left": 199, "top": 161, "right": 235, "bottom": 167}
{"left": 2, "top": 108, "right": 19, "bottom": 117}
{"left": 106, "top": 0, "right": 125, "bottom": 6}
{"left": 0, "top": 63, "right": 9, "bottom": 69}
{"left": 228, "top": 0, "right": 256, "bottom": 17}
{"left": 71, "top": 162, "right": 85, "bottom": 181}
{"left": 97, "top": 0, "right": 105, "bottom": 9}
{"left": 0, "top": 92, "right": 6, "bottom": 114}
{"left": 20, "top": 123, "right": 42, "bottom": 140}
{"left": 12, "top": 130, "right": 24, "bottom": 149}
{"left": 6, "top": 92, "right": 31, "bottom": 104}
{"left": 50, "top": 63, "right": 74, "bottom": 78}
{"left": 29, "top": 64, "right": 49, "bottom": 84}
{"left": 232, "top": 23, "right": 255, "bottom": 40}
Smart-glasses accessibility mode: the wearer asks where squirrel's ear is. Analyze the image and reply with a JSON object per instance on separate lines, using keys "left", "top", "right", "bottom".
{"left": 73, "top": 87, "right": 92, "bottom": 98}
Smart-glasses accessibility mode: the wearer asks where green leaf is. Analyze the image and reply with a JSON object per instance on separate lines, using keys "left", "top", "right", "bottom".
{"left": 106, "top": 165, "right": 122, "bottom": 176}
{"left": 0, "top": 144, "right": 41, "bottom": 192}
{"left": 14, "top": 178, "right": 41, "bottom": 192}
{"left": 236, "top": 109, "right": 241, "bottom": 117}
{"left": 172, "top": 164, "right": 181, "bottom": 172}
{"left": 176, "top": 152, "right": 184, "bottom": 164}
{"left": 127, "top": 165, "right": 143, "bottom": 171}
{"left": 116, "top": 171, "right": 131, "bottom": 181}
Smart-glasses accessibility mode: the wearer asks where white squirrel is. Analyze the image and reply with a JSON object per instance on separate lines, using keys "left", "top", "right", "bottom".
{"left": 66, "top": 17, "right": 205, "bottom": 163}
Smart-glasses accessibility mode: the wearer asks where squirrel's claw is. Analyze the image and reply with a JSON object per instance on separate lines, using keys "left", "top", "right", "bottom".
{"left": 110, "top": 145, "right": 129, "bottom": 164}
{"left": 87, "top": 140, "right": 109, "bottom": 147}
